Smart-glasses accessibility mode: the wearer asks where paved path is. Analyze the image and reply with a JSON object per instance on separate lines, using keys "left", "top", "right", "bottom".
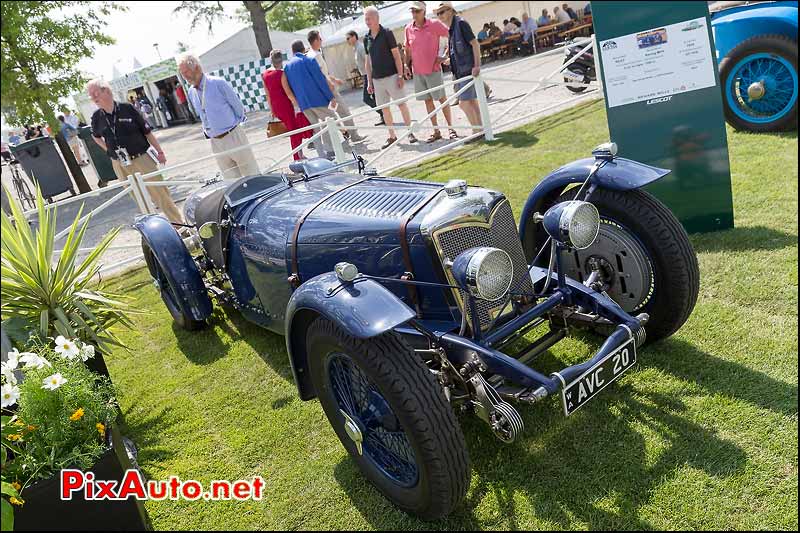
{"left": 2, "top": 51, "right": 601, "bottom": 274}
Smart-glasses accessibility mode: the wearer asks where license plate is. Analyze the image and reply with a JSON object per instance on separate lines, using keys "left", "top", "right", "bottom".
{"left": 561, "top": 338, "right": 636, "bottom": 416}
{"left": 563, "top": 69, "right": 584, "bottom": 81}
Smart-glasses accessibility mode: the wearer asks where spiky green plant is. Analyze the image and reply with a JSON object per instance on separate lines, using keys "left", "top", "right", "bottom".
{"left": 1, "top": 186, "right": 134, "bottom": 351}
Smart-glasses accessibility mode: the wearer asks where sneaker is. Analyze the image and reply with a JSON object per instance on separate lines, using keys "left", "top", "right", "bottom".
{"left": 308, "top": 141, "right": 315, "bottom": 150}
{"left": 349, "top": 134, "right": 367, "bottom": 145}
{"left": 408, "top": 133, "right": 419, "bottom": 144}
{"left": 381, "top": 137, "right": 397, "bottom": 149}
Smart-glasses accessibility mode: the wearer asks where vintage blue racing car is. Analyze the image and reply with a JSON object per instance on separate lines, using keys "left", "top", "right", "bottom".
{"left": 134, "top": 146, "right": 699, "bottom": 519}
{"left": 712, "top": 0, "right": 798, "bottom": 132}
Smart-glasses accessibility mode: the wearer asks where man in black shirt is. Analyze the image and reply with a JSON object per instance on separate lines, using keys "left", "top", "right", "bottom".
{"left": 87, "top": 78, "right": 183, "bottom": 223}
{"left": 364, "top": 5, "right": 417, "bottom": 148}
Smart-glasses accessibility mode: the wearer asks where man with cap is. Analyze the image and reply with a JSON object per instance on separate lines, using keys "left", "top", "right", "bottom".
{"left": 404, "top": 1, "right": 458, "bottom": 143}
{"left": 434, "top": 1, "right": 484, "bottom": 134}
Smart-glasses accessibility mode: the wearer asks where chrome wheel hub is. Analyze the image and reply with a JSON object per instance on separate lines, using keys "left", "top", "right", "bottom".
{"left": 747, "top": 80, "right": 766, "bottom": 100}
{"left": 340, "top": 409, "right": 364, "bottom": 455}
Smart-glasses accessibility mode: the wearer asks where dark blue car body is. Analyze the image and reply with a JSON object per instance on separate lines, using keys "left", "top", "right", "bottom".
{"left": 134, "top": 149, "right": 700, "bottom": 517}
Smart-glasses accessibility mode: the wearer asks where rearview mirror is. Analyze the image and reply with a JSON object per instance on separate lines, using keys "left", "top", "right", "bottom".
{"left": 198, "top": 222, "right": 218, "bottom": 239}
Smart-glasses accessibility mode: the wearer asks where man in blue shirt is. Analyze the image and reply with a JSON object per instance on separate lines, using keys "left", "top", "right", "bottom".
{"left": 178, "top": 52, "right": 260, "bottom": 179}
{"left": 283, "top": 40, "right": 343, "bottom": 159}
{"left": 520, "top": 12, "right": 538, "bottom": 53}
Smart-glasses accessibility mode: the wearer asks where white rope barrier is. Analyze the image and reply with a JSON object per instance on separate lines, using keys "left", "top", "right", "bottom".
{"left": 53, "top": 185, "right": 133, "bottom": 242}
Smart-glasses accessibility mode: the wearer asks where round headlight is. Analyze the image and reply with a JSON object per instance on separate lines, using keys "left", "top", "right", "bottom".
{"left": 542, "top": 200, "right": 600, "bottom": 250}
{"left": 451, "top": 247, "right": 513, "bottom": 301}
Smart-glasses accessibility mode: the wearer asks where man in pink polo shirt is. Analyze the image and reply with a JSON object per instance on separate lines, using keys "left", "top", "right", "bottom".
{"left": 404, "top": 0, "right": 457, "bottom": 143}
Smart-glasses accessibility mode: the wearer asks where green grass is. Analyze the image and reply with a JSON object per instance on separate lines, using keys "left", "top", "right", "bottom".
{"left": 104, "top": 100, "right": 798, "bottom": 530}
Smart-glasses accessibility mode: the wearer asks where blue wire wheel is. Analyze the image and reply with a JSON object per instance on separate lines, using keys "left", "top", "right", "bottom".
{"left": 726, "top": 52, "right": 798, "bottom": 125}
{"left": 326, "top": 352, "right": 419, "bottom": 488}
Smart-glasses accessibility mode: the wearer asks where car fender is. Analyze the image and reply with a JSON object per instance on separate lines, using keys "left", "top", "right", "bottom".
{"left": 712, "top": 2, "right": 798, "bottom": 61}
{"left": 518, "top": 157, "right": 670, "bottom": 257}
{"left": 133, "top": 214, "right": 213, "bottom": 321}
{"left": 284, "top": 272, "right": 416, "bottom": 400}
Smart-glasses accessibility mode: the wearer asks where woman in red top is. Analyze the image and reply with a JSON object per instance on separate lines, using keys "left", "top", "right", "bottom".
{"left": 262, "top": 49, "right": 313, "bottom": 160}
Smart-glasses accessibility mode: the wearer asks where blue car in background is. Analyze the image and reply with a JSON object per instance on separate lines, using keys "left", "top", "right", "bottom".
{"left": 712, "top": 0, "right": 798, "bottom": 132}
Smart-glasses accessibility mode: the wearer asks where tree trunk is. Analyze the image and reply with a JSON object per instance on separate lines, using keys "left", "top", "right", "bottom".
{"left": 244, "top": 0, "right": 272, "bottom": 58}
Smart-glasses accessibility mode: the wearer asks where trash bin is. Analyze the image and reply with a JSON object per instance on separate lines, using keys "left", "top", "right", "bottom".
{"left": 9, "top": 136, "right": 75, "bottom": 202}
{"left": 78, "top": 126, "right": 118, "bottom": 185}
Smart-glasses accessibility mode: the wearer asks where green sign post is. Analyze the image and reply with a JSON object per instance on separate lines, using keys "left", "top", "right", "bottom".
{"left": 591, "top": 1, "right": 734, "bottom": 232}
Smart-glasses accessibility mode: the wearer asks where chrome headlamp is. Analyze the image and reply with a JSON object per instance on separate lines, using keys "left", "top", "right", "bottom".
{"left": 451, "top": 247, "right": 513, "bottom": 301}
{"left": 542, "top": 200, "right": 600, "bottom": 250}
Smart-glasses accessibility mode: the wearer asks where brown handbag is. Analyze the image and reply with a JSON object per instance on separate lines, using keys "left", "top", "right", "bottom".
{"left": 267, "top": 120, "right": 288, "bottom": 137}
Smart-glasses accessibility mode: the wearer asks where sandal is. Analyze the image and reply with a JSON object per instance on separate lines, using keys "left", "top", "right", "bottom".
{"left": 408, "top": 133, "right": 419, "bottom": 144}
{"left": 448, "top": 129, "right": 459, "bottom": 140}
{"left": 381, "top": 137, "right": 397, "bottom": 149}
{"left": 425, "top": 131, "right": 443, "bottom": 143}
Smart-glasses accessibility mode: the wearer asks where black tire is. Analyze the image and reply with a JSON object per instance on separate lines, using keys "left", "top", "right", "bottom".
{"left": 306, "top": 317, "right": 469, "bottom": 520}
{"left": 524, "top": 188, "right": 699, "bottom": 342}
{"left": 141, "top": 242, "right": 206, "bottom": 331}
{"left": 719, "top": 34, "right": 798, "bottom": 132}
{"left": 564, "top": 65, "right": 589, "bottom": 93}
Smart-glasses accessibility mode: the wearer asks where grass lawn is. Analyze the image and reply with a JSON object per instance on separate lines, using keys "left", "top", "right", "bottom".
{"left": 104, "top": 100, "right": 798, "bottom": 530}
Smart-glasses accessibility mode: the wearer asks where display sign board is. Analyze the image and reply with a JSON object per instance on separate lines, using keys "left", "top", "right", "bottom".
{"left": 592, "top": 1, "right": 734, "bottom": 233}
{"left": 138, "top": 58, "right": 178, "bottom": 83}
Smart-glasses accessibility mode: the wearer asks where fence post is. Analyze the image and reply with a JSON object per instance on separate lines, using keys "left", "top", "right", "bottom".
{"left": 474, "top": 75, "right": 494, "bottom": 141}
{"left": 134, "top": 172, "right": 156, "bottom": 213}
{"left": 325, "top": 117, "right": 347, "bottom": 163}
{"left": 591, "top": 33, "right": 603, "bottom": 97}
{"left": 127, "top": 173, "right": 147, "bottom": 214}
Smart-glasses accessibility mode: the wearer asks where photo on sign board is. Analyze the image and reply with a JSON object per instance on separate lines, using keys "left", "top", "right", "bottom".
{"left": 636, "top": 28, "right": 668, "bottom": 49}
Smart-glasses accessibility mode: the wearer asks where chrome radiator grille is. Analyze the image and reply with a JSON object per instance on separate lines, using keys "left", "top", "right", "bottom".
{"left": 433, "top": 200, "right": 534, "bottom": 330}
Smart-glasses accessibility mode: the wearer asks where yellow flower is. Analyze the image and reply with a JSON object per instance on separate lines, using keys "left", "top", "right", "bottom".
{"left": 11, "top": 482, "right": 21, "bottom": 492}
{"left": 69, "top": 408, "right": 85, "bottom": 422}
{"left": 7, "top": 433, "right": 22, "bottom": 441}
{"left": 25, "top": 424, "right": 36, "bottom": 432}
{"left": 13, "top": 419, "right": 25, "bottom": 427}
{"left": 9, "top": 496, "right": 24, "bottom": 506}
{"left": 96, "top": 422, "right": 106, "bottom": 437}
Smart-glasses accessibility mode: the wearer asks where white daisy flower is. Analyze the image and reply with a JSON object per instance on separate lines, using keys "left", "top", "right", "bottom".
{"left": 1, "top": 383, "right": 20, "bottom": 408}
{"left": 79, "top": 343, "right": 95, "bottom": 361}
{"left": 42, "top": 373, "right": 67, "bottom": 391}
{"left": 54, "top": 336, "right": 80, "bottom": 360}
{"left": 20, "top": 352, "right": 52, "bottom": 370}
{"left": 1, "top": 363, "right": 17, "bottom": 385}
{"left": 5, "top": 348, "right": 20, "bottom": 370}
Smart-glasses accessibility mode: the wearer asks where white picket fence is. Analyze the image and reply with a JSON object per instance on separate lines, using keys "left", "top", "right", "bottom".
{"left": 16, "top": 36, "right": 600, "bottom": 277}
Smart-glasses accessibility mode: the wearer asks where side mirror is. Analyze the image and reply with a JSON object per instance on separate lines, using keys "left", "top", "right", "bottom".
{"left": 592, "top": 142, "right": 618, "bottom": 161}
{"left": 198, "top": 221, "right": 218, "bottom": 239}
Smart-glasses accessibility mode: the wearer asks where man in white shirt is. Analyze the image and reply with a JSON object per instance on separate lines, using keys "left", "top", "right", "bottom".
{"left": 307, "top": 30, "right": 366, "bottom": 144}
{"left": 554, "top": 6, "right": 572, "bottom": 24}
{"left": 61, "top": 107, "right": 88, "bottom": 165}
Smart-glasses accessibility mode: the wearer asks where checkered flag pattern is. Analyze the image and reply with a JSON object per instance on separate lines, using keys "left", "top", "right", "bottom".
{"left": 211, "top": 58, "right": 270, "bottom": 113}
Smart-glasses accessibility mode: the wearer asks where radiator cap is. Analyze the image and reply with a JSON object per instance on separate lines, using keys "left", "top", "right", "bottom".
{"left": 444, "top": 179, "right": 468, "bottom": 197}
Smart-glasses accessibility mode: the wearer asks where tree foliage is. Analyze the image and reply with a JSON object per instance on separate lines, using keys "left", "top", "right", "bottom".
{"left": 0, "top": 1, "right": 124, "bottom": 131}
{"left": 236, "top": 1, "right": 387, "bottom": 33}
{"left": 173, "top": 0, "right": 279, "bottom": 58}
{"left": 265, "top": 2, "right": 320, "bottom": 32}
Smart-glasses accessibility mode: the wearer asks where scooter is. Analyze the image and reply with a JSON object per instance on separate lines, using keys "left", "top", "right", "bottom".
{"left": 562, "top": 40, "right": 596, "bottom": 93}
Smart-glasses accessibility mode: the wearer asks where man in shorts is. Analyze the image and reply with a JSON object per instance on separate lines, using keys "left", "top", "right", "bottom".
{"left": 364, "top": 5, "right": 417, "bottom": 148}
{"left": 404, "top": 1, "right": 458, "bottom": 143}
